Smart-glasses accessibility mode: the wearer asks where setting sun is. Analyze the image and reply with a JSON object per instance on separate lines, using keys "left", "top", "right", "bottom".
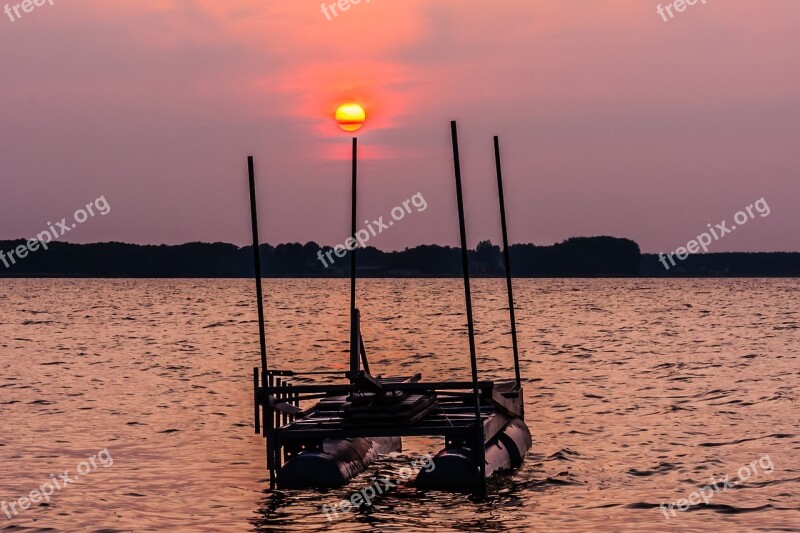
{"left": 335, "top": 103, "right": 366, "bottom": 132}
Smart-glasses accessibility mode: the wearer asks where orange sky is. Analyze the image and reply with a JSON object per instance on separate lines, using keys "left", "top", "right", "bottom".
{"left": 1, "top": 0, "right": 798, "bottom": 252}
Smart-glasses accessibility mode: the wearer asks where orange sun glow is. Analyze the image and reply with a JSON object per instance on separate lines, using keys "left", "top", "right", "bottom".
{"left": 335, "top": 103, "right": 366, "bottom": 132}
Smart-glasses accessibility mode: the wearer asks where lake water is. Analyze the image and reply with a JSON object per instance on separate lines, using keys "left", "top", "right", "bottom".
{"left": 0, "top": 279, "right": 798, "bottom": 532}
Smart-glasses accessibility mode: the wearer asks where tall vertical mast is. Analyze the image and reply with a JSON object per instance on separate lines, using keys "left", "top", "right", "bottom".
{"left": 450, "top": 121, "right": 486, "bottom": 491}
{"left": 493, "top": 136, "right": 521, "bottom": 390}
{"left": 349, "top": 138, "right": 360, "bottom": 380}
{"left": 248, "top": 156, "right": 268, "bottom": 375}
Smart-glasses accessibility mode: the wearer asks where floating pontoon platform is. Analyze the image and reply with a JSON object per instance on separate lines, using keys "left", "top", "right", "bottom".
{"left": 254, "top": 367, "right": 530, "bottom": 492}
{"left": 247, "top": 122, "right": 531, "bottom": 495}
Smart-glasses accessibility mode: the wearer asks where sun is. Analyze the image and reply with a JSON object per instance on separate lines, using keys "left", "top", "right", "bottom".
{"left": 335, "top": 103, "right": 366, "bottom": 132}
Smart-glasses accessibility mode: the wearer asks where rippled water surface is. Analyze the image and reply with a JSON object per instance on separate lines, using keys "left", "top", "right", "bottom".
{"left": 0, "top": 279, "right": 798, "bottom": 532}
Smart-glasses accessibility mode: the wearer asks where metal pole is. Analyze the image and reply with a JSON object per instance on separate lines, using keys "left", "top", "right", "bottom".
{"left": 350, "top": 138, "right": 357, "bottom": 316}
{"left": 248, "top": 156, "right": 273, "bottom": 489}
{"left": 248, "top": 156, "right": 268, "bottom": 374}
{"left": 267, "top": 372, "right": 275, "bottom": 489}
{"left": 450, "top": 121, "right": 486, "bottom": 493}
{"left": 276, "top": 377, "right": 284, "bottom": 427}
{"left": 253, "top": 368, "right": 260, "bottom": 434}
{"left": 350, "top": 309, "right": 360, "bottom": 381}
{"left": 493, "top": 136, "right": 522, "bottom": 390}
{"left": 349, "top": 138, "right": 360, "bottom": 380}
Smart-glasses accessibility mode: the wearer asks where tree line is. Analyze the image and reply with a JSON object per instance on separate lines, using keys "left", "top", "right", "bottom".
{"left": 0, "top": 236, "right": 797, "bottom": 277}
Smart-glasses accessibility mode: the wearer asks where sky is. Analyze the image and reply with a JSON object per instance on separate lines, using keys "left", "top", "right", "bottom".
{"left": 1, "top": 0, "right": 798, "bottom": 253}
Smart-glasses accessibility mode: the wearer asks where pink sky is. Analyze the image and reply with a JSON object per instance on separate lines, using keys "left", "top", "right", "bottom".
{"left": 1, "top": 0, "right": 798, "bottom": 252}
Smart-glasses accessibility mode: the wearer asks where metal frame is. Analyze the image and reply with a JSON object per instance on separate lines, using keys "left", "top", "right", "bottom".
{"left": 247, "top": 122, "right": 525, "bottom": 495}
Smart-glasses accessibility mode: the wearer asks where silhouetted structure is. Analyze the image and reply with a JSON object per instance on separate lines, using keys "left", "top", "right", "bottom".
{"left": 250, "top": 122, "right": 533, "bottom": 496}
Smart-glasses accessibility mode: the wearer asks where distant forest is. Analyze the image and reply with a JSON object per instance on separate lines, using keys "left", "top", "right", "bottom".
{"left": 0, "top": 237, "right": 798, "bottom": 277}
